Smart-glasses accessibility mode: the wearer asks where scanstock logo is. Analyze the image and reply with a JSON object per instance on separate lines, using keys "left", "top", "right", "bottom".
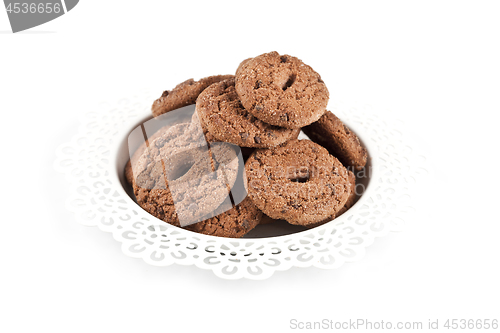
{"left": 3, "top": 0, "right": 79, "bottom": 33}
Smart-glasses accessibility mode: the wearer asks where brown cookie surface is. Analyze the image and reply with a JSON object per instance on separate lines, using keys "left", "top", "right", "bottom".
{"left": 196, "top": 78, "right": 300, "bottom": 148}
{"left": 125, "top": 123, "right": 180, "bottom": 186}
{"left": 302, "top": 111, "right": 367, "bottom": 171}
{"left": 337, "top": 170, "right": 357, "bottom": 216}
{"left": 152, "top": 75, "right": 234, "bottom": 117}
{"left": 305, "top": 170, "right": 357, "bottom": 229}
{"left": 235, "top": 51, "right": 329, "bottom": 129}
{"left": 235, "top": 57, "right": 252, "bottom": 76}
{"left": 125, "top": 160, "right": 134, "bottom": 185}
{"left": 186, "top": 197, "right": 262, "bottom": 238}
{"left": 245, "top": 139, "right": 350, "bottom": 226}
{"left": 130, "top": 120, "right": 240, "bottom": 227}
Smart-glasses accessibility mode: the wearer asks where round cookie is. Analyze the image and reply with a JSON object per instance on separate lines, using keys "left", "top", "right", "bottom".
{"left": 152, "top": 75, "right": 234, "bottom": 117}
{"left": 196, "top": 78, "right": 300, "bottom": 148}
{"left": 302, "top": 111, "right": 367, "bottom": 171}
{"left": 235, "top": 51, "right": 329, "bottom": 129}
{"left": 186, "top": 197, "right": 262, "bottom": 238}
{"left": 131, "top": 121, "right": 240, "bottom": 227}
{"left": 125, "top": 109, "right": 196, "bottom": 186}
{"left": 245, "top": 139, "right": 351, "bottom": 226}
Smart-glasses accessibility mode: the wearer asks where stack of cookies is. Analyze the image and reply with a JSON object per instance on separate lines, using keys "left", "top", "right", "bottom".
{"left": 125, "top": 51, "right": 367, "bottom": 238}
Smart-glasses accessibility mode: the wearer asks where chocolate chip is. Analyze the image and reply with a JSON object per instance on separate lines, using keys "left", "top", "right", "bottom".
{"left": 180, "top": 79, "right": 195, "bottom": 86}
{"left": 242, "top": 219, "right": 250, "bottom": 229}
{"left": 240, "top": 132, "right": 249, "bottom": 140}
{"left": 290, "top": 200, "right": 300, "bottom": 209}
{"left": 255, "top": 104, "right": 263, "bottom": 111}
{"left": 280, "top": 113, "right": 289, "bottom": 122}
{"left": 266, "top": 131, "right": 276, "bottom": 138}
{"left": 254, "top": 80, "right": 262, "bottom": 89}
{"left": 254, "top": 136, "right": 261, "bottom": 144}
{"left": 280, "top": 55, "right": 287, "bottom": 63}
{"left": 161, "top": 90, "right": 169, "bottom": 98}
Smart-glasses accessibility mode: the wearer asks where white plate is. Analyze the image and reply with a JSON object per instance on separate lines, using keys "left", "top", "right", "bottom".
{"left": 54, "top": 92, "right": 428, "bottom": 280}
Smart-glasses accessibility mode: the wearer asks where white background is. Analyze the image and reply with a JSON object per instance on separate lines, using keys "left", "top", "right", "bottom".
{"left": 1, "top": 1, "right": 499, "bottom": 332}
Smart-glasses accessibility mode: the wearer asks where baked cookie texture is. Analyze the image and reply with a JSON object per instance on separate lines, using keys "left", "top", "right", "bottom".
{"left": 337, "top": 170, "right": 357, "bottom": 216}
{"left": 196, "top": 78, "right": 300, "bottom": 148}
{"left": 125, "top": 123, "right": 184, "bottom": 186}
{"left": 186, "top": 197, "right": 262, "bottom": 238}
{"left": 245, "top": 139, "right": 351, "bottom": 226}
{"left": 152, "top": 75, "right": 234, "bottom": 118}
{"left": 235, "top": 57, "right": 252, "bottom": 76}
{"left": 130, "top": 120, "right": 240, "bottom": 227}
{"left": 302, "top": 111, "right": 367, "bottom": 171}
{"left": 305, "top": 170, "right": 357, "bottom": 229}
{"left": 235, "top": 51, "right": 329, "bottom": 129}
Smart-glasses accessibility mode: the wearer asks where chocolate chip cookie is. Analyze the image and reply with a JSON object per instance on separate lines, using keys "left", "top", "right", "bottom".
{"left": 245, "top": 139, "right": 351, "bottom": 226}
{"left": 130, "top": 120, "right": 240, "bottom": 227}
{"left": 152, "top": 75, "right": 234, "bottom": 117}
{"left": 196, "top": 78, "right": 300, "bottom": 148}
{"left": 302, "top": 111, "right": 367, "bottom": 171}
{"left": 235, "top": 51, "right": 329, "bottom": 129}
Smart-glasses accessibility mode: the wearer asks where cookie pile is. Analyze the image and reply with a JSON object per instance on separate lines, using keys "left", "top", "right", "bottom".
{"left": 125, "top": 51, "right": 367, "bottom": 238}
